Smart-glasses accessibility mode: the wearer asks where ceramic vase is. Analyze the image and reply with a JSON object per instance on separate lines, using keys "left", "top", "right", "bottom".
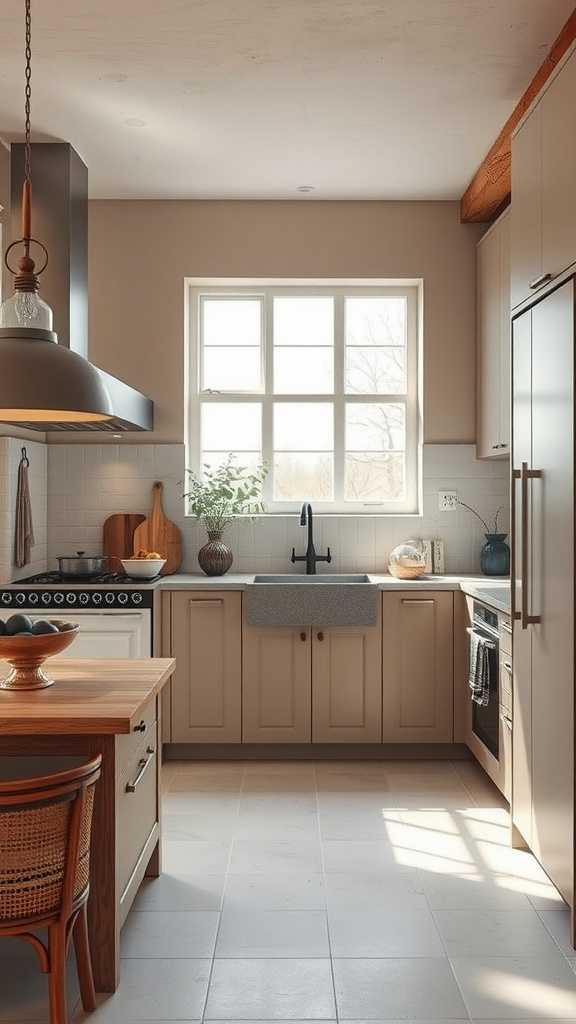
{"left": 198, "top": 531, "right": 233, "bottom": 576}
{"left": 480, "top": 533, "right": 510, "bottom": 577}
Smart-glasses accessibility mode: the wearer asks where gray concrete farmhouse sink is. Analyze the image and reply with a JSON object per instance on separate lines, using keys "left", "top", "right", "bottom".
{"left": 245, "top": 574, "right": 378, "bottom": 626}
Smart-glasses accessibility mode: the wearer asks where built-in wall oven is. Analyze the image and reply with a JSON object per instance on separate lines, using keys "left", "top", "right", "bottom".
{"left": 470, "top": 602, "right": 500, "bottom": 760}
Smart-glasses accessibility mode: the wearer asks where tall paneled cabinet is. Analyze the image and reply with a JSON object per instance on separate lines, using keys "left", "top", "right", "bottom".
{"left": 477, "top": 207, "right": 511, "bottom": 458}
{"left": 510, "top": 40, "right": 576, "bottom": 942}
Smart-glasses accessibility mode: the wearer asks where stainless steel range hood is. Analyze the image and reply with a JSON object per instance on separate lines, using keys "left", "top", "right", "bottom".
{"left": 0, "top": 142, "right": 153, "bottom": 432}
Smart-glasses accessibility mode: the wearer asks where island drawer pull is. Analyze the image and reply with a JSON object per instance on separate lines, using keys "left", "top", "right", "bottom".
{"left": 126, "top": 754, "right": 153, "bottom": 793}
{"left": 401, "top": 598, "right": 434, "bottom": 604}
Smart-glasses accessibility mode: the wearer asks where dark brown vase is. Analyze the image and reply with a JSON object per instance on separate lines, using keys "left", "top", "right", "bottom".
{"left": 198, "top": 532, "right": 233, "bottom": 576}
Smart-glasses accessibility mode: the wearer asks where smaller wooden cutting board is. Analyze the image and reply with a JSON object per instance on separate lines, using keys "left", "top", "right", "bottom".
{"left": 103, "top": 513, "right": 146, "bottom": 572}
{"left": 132, "top": 482, "right": 182, "bottom": 575}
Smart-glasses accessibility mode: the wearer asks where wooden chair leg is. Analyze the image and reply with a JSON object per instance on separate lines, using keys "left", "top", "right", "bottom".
{"left": 47, "top": 923, "right": 67, "bottom": 1024}
{"left": 73, "top": 903, "right": 96, "bottom": 1012}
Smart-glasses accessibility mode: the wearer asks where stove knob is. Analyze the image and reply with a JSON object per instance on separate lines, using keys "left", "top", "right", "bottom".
{"left": 118, "top": 592, "right": 128, "bottom": 605}
{"left": 54, "top": 593, "right": 64, "bottom": 605}
{"left": 92, "top": 593, "right": 102, "bottom": 605}
{"left": 41, "top": 593, "right": 51, "bottom": 605}
{"left": 1, "top": 592, "right": 12, "bottom": 605}
{"left": 66, "top": 593, "right": 77, "bottom": 605}
{"left": 16, "top": 593, "right": 26, "bottom": 605}
{"left": 79, "top": 593, "right": 89, "bottom": 605}
{"left": 28, "top": 593, "right": 39, "bottom": 605}
{"left": 131, "top": 592, "right": 143, "bottom": 605}
{"left": 105, "top": 593, "right": 115, "bottom": 605}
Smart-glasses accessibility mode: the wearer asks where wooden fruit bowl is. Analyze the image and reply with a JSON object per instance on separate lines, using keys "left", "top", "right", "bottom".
{"left": 0, "top": 622, "right": 79, "bottom": 691}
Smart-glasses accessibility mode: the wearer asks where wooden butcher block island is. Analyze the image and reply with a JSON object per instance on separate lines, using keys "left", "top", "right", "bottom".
{"left": 0, "top": 658, "right": 176, "bottom": 993}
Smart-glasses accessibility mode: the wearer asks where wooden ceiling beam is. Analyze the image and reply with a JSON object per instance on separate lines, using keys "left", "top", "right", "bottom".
{"left": 460, "top": 9, "right": 576, "bottom": 223}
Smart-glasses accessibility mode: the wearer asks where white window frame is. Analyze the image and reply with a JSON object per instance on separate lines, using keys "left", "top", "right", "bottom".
{"left": 186, "top": 279, "right": 422, "bottom": 515}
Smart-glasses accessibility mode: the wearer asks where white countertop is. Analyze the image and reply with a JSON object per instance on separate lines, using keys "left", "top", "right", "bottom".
{"left": 157, "top": 572, "right": 512, "bottom": 615}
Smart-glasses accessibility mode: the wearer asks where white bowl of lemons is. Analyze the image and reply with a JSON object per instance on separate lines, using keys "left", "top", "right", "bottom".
{"left": 121, "top": 551, "right": 166, "bottom": 578}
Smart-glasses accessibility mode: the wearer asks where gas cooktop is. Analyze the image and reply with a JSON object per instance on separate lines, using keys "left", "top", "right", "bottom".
{"left": 15, "top": 571, "right": 162, "bottom": 586}
{"left": 2, "top": 571, "right": 159, "bottom": 611}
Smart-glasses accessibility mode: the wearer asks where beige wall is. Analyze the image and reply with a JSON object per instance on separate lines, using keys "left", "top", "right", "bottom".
{"left": 82, "top": 201, "right": 481, "bottom": 444}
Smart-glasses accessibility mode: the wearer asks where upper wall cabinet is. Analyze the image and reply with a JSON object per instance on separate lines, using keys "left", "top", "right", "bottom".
{"left": 511, "top": 46, "right": 576, "bottom": 309}
{"left": 477, "top": 207, "right": 510, "bottom": 458}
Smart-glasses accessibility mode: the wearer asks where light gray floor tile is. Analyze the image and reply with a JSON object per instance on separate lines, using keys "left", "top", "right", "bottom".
{"left": 333, "top": 957, "right": 468, "bottom": 1019}
{"left": 417, "top": 871, "right": 533, "bottom": 910}
{"left": 538, "top": 908, "right": 574, "bottom": 955}
{"left": 216, "top": 910, "right": 330, "bottom": 957}
{"left": 224, "top": 872, "right": 326, "bottom": 910}
{"left": 133, "top": 872, "right": 225, "bottom": 911}
{"left": 324, "top": 870, "right": 427, "bottom": 910}
{"left": 434, "top": 909, "right": 559, "bottom": 956}
{"left": 76, "top": 958, "right": 211, "bottom": 1021}
{"left": 164, "top": 811, "right": 239, "bottom": 841}
{"left": 0, "top": 944, "right": 79, "bottom": 1021}
{"left": 451, "top": 955, "right": 576, "bottom": 1019}
{"left": 328, "top": 908, "right": 445, "bottom": 957}
{"left": 163, "top": 840, "right": 231, "bottom": 874}
{"left": 229, "top": 840, "right": 322, "bottom": 875}
{"left": 321, "top": 839, "right": 407, "bottom": 874}
{"left": 205, "top": 959, "right": 336, "bottom": 1019}
{"left": 120, "top": 910, "right": 219, "bottom": 958}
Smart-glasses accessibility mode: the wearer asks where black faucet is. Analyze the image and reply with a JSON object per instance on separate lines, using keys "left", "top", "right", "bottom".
{"left": 291, "top": 502, "right": 332, "bottom": 575}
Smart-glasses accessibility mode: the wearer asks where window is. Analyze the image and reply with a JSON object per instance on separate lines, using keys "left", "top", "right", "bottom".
{"left": 188, "top": 282, "right": 421, "bottom": 513}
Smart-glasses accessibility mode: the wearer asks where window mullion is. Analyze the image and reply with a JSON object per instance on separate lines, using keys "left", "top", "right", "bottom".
{"left": 262, "top": 292, "right": 274, "bottom": 505}
{"left": 334, "top": 293, "right": 345, "bottom": 503}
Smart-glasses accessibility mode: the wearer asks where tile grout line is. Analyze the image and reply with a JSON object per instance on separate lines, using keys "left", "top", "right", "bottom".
{"left": 198, "top": 768, "right": 243, "bottom": 1023}
{"left": 314, "top": 760, "right": 340, "bottom": 1024}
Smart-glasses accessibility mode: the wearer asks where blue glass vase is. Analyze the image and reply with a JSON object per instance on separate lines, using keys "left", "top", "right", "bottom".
{"left": 480, "top": 533, "right": 510, "bottom": 577}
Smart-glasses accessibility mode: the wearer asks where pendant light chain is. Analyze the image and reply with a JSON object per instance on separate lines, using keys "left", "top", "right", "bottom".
{"left": 24, "top": 0, "right": 32, "bottom": 187}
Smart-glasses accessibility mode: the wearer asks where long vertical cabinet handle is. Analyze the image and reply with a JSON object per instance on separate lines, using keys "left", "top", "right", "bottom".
{"left": 520, "top": 462, "right": 529, "bottom": 630}
{"left": 512, "top": 467, "right": 521, "bottom": 624}
{"left": 525, "top": 465, "right": 543, "bottom": 627}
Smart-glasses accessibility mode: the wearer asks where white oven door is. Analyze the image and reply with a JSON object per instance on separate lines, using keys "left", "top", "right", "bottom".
{"left": 21, "top": 610, "right": 151, "bottom": 659}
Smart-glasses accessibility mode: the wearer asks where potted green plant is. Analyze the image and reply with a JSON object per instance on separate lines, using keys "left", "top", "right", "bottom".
{"left": 183, "top": 455, "right": 268, "bottom": 576}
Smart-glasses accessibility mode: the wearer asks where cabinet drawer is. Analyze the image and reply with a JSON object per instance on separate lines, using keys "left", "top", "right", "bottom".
{"left": 118, "top": 697, "right": 157, "bottom": 777}
{"left": 117, "top": 729, "right": 158, "bottom": 896}
{"left": 499, "top": 618, "right": 512, "bottom": 656}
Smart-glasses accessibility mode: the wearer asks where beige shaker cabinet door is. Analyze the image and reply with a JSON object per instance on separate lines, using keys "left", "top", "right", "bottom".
{"left": 382, "top": 592, "right": 454, "bottom": 742}
{"left": 312, "top": 625, "right": 382, "bottom": 743}
{"left": 511, "top": 105, "right": 542, "bottom": 309}
{"left": 511, "top": 307, "right": 533, "bottom": 847}
{"left": 499, "top": 207, "right": 511, "bottom": 452}
{"left": 541, "top": 50, "right": 576, "bottom": 285}
{"left": 477, "top": 221, "right": 502, "bottom": 458}
{"left": 170, "top": 591, "right": 242, "bottom": 743}
{"left": 243, "top": 626, "right": 312, "bottom": 743}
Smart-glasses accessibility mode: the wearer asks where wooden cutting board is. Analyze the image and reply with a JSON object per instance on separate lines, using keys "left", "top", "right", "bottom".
{"left": 132, "top": 481, "right": 182, "bottom": 575}
{"left": 103, "top": 513, "right": 146, "bottom": 572}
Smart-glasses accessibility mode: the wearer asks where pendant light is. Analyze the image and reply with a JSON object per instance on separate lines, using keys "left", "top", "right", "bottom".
{"left": 0, "top": 0, "right": 113, "bottom": 424}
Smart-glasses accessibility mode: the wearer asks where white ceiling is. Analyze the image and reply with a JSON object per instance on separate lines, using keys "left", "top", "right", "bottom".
{"left": 0, "top": 0, "right": 573, "bottom": 199}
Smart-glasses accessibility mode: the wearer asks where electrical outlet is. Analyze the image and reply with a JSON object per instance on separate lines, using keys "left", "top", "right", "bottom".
{"left": 438, "top": 491, "right": 459, "bottom": 511}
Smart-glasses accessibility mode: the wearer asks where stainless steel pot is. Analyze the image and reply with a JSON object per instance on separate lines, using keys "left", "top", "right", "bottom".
{"left": 57, "top": 551, "right": 109, "bottom": 578}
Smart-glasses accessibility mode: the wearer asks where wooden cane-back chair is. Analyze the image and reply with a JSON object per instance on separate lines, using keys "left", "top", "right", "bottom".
{"left": 0, "top": 755, "right": 102, "bottom": 1024}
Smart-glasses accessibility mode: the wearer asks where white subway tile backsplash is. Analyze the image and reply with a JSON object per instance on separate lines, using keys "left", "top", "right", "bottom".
{"left": 41, "top": 443, "right": 510, "bottom": 576}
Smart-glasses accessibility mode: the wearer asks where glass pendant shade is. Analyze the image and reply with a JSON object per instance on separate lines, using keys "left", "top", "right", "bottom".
{"left": 0, "top": 287, "right": 53, "bottom": 330}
